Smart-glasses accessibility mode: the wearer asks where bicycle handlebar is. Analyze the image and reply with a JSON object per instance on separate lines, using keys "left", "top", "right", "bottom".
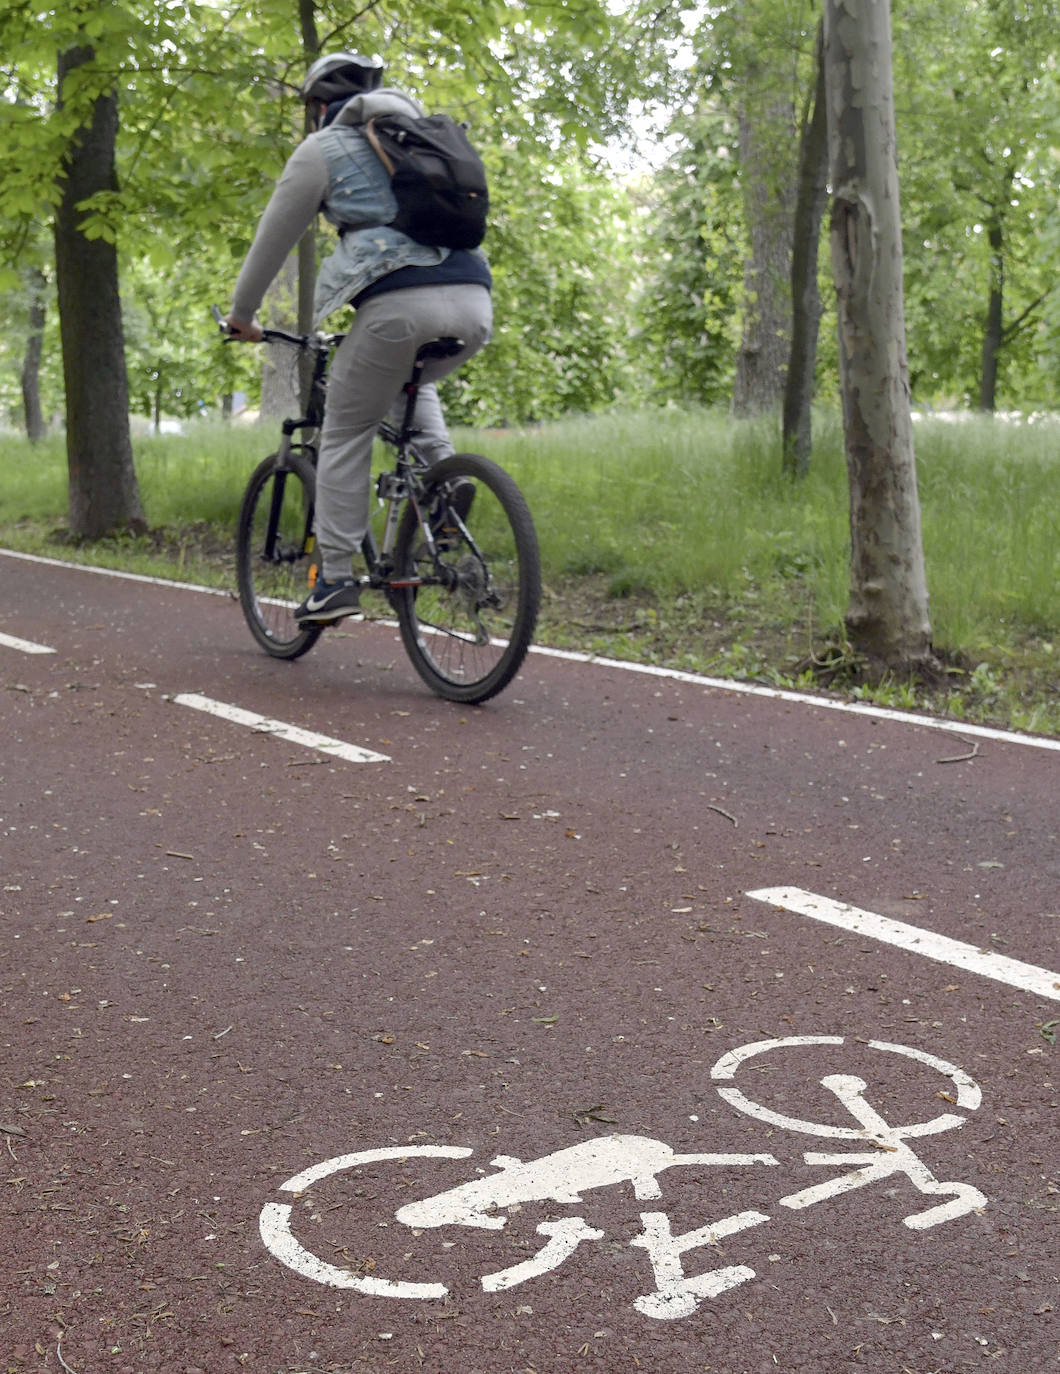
{"left": 210, "top": 304, "right": 342, "bottom": 350}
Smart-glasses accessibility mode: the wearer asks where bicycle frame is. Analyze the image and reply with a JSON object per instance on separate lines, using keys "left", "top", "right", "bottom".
{"left": 232, "top": 322, "right": 474, "bottom": 592}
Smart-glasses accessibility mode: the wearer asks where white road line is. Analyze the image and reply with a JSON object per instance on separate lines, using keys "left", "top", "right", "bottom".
{"left": 173, "top": 692, "right": 390, "bottom": 763}
{"left": 4, "top": 547, "right": 1059, "bottom": 755}
{"left": 531, "top": 645, "right": 1060, "bottom": 754}
{"left": 748, "top": 886, "right": 1060, "bottom": 1002}
{"left": 0, "top": 547, "right": 230, "bottom": 597}
{"left": 0, "top": 630, "right": 55, "bottom": 655}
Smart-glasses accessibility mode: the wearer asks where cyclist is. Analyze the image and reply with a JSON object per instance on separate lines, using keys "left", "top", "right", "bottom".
{"left": 225, "top": 53, "right": 492, "bottom": 624}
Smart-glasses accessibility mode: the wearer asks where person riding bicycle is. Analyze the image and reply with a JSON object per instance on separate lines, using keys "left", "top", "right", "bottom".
{"left": 225, "top": 53, "right": 492, "bottom": 624}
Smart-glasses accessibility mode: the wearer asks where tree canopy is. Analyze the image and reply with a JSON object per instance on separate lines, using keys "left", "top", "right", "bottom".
{"left": 0, "top": 0, "right": 1057, "bottom": 433}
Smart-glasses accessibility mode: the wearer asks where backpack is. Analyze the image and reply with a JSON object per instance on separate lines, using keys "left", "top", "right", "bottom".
{"left": 364, "top": 113, "right": 489, "bottom": 250}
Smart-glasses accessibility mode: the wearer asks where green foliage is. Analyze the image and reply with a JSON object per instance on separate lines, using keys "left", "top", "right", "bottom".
{"left": 0, "top": 0, "right": 1058, "bottom": 441}
{"left": 439, "top": 146, "right": 641, "bottom": 425}
{"left": 0, "top": 0, "right": 674, "bottom": 433}
{"left": 914, "top": 415, "right": 1060, "bottom": 642}
{"left": 633, "top": 101, "right": 745, "bottom": 404}
{"left": 895, "top": 0, "right": 1060, "bottom": 407}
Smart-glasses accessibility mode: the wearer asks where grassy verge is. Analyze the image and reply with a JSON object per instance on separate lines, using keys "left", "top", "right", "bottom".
{"left": 2, "top": 409, "right": 1057, "bottom": 736}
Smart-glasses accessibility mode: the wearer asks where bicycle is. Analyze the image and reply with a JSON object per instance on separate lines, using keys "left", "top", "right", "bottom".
{"left": 214, "top": 309, "right": 541, "bottom": 704}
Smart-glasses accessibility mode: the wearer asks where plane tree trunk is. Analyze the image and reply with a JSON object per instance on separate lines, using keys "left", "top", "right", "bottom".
{"left": 823, "top": 0, "right": 935, "bottom": 674}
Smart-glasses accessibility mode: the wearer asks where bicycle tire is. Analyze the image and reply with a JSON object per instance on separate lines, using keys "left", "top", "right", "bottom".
{"left": 235, "top": 450, "right": 324, "bottom": 660}
{"left": 392, "top": 452, "right": 541, "bottom": 704}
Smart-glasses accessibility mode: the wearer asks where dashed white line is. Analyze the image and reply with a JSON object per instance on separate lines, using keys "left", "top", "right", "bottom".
{"left": 0, "top": 630, "right": 55, "bottom": 654}
{"left": 173, "top": 692, "right": 390, "bottom": 763}
{"left": 748, "top": 886, "right": 1060, "bottom": 1001}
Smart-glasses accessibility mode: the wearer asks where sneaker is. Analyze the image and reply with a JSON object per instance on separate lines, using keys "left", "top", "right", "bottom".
{"left": 295, "top": 576, "right": 361, "bottom": 624}
{"left": 430, "top": 478, "right": 475, "bottom": 549}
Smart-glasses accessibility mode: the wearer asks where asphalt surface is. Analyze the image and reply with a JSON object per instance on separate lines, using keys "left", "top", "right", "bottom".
{"left": 1, "top": 549, "right": 1057, "bottom": 1374}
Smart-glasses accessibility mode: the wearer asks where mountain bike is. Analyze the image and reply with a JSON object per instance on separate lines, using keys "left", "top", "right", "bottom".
{"left": 214, "top": 310, "right": 541, "bottom": 705}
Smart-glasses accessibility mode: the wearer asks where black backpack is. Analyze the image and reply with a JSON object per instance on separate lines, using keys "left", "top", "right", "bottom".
{"left": 364, "top": 113, "right": 489, "bottom": 250}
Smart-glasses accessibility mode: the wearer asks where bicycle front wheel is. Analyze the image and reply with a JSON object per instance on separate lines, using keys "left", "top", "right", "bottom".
{"left": 393, "top": 453, "right": 541, "bottom": 704}
{"left": 236, "top": 450, "right": 323, "bottom": 659}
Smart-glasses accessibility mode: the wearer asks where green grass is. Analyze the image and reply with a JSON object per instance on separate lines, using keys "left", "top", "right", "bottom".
{"left": 1, "top": 409, "right": 1057, "bottom": 736}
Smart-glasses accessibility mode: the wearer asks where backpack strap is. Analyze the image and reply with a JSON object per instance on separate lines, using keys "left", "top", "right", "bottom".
{"left": 363, "top": 118, "right": 395, "bottom": 177}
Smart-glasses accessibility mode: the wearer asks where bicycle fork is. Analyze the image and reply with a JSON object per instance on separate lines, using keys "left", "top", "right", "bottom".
{"left": 264, "top": 436, "right": 316, "bottom": 577}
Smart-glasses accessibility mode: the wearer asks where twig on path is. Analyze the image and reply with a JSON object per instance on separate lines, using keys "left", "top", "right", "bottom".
{"left": 936, "top": 736, "right": 981, "bottom": 764}
{"left": 56, "top": 1335, "right": 80, "bottom": 1374}
{"left": 707, "top": 804, "right": 738, "bottom": 827}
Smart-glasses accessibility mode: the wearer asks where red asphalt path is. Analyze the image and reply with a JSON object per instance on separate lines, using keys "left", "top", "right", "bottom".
{"left": 1, "top": 549, "right": 1057, "bottom": 1374}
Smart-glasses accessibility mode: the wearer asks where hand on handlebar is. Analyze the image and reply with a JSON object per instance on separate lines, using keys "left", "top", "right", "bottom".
{"left": 211, "top": 304, "right": 263, "bottom": 342}
{"left": 225, "top": 316, "right": 264, "bottom": 342}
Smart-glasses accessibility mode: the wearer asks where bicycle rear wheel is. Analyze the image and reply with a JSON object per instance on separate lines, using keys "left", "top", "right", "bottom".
{"left": 393, "top": 453, "right": 541, "bottom": 704}
{"left": 236, "top": 450, "right": 323, "bottom": 659}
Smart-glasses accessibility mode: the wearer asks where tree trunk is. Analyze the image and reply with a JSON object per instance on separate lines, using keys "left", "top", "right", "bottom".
{"left": 297, "top": 0, "right": 319, "bottom": 407}
{"left": 823, "top": 0, "right": 934, "bottom": 673}
{"left": 782, "top": 22, "right": 829, "bottom": 477}
{"left": 978, "top": 217, "right": 1004, "bottom": 412}
{"left": 53, "top": 44, "right": 145, "bottom": 538}
{"left": 732, "top": 98, "right": 796, "bottom": 416}
{"left": 21, "top": 267, "right": 47, "bottom": 444}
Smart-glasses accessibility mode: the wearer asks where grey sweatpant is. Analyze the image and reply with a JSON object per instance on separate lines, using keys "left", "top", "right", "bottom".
{"left": 315, "top": 283, "right": 492, "bottom": 581}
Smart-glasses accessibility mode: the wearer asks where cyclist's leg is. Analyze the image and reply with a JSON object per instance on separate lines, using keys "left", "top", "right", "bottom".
{"left": 314, "top": 324, "right": 399, "bottom": 584}
{"left": 316, "top": 285, "right": 492, "bottom": 580}
{"left": 384, "top": 381, "right": 451, "bottom": 463}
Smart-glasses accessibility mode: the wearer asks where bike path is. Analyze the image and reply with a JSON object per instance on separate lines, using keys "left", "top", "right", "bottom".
{"left": 1, "top": 551, "right": 1057, "bottom": 1374}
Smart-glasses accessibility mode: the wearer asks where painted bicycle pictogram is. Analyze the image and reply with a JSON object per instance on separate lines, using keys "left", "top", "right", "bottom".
{"left": 258, "top": 1035, "right": 987, "bottom": 1321}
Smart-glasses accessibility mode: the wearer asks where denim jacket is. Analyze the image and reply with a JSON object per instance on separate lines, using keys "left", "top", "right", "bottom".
{"left": 312, "top": 91, "right": 450, "bottom": 323}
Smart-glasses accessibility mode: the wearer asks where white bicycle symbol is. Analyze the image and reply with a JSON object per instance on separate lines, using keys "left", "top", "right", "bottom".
{"left": 259, "top": 1036, "right": 986, "bottom": 1321}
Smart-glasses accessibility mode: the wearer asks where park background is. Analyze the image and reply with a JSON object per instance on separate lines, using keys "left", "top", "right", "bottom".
{"left": 0, "top": 0, "right": 1057, "bottom": 732}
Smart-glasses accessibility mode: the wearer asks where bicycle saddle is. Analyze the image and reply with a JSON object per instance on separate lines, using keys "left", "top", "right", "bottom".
{"left": 416, "top": 337, "right": 465, "bottom": 362}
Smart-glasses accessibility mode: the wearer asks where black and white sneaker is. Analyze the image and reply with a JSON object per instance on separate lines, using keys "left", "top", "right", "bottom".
{"left": 295, "top": 576, "right": 361, "bottom": 624}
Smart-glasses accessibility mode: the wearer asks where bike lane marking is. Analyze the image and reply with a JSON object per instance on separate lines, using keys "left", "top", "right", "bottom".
{"left": 256, "top": 1037, "right": 988, "bottom": 1321}
{"left": 172, "top": 691, "right": 391, "bottom": 764}
{"left": 748, "top": 886, "right": 1060, "bottom": 1001}
{"left": 0, "top": 630, "right": 55, "bottom": 654}
{"left": 710, "top": 1037, "right": 987, "bottom": 1231}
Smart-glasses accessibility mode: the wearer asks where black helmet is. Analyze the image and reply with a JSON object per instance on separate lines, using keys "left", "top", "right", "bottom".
{"left": 301, "top": 52, "right": 384, "bottom": 104}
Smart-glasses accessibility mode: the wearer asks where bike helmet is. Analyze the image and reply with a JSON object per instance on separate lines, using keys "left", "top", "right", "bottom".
{"left": 301, "top": 52, "right": 384, "bottom": 104}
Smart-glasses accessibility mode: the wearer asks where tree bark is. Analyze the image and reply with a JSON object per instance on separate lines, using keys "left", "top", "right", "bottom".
{"left": 823, "top": 0, "right": 934, "bottom": 673}
{"left": 732, "top": 96, "right": 796, "bottom": 416}
{"left": 53, "top": 44, "right": 145, "bottom": 538}
{"left": 978, "top": 216, "right": 1004, "bottom": 412}
{"left": 297, "top": 0, "right": 319, "bottom": 406}
{"left": 782, "top": 22, "right": 829, "bottom": 477}
{"left": 21, "top": 267, "right": 47, "bottom": 443}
